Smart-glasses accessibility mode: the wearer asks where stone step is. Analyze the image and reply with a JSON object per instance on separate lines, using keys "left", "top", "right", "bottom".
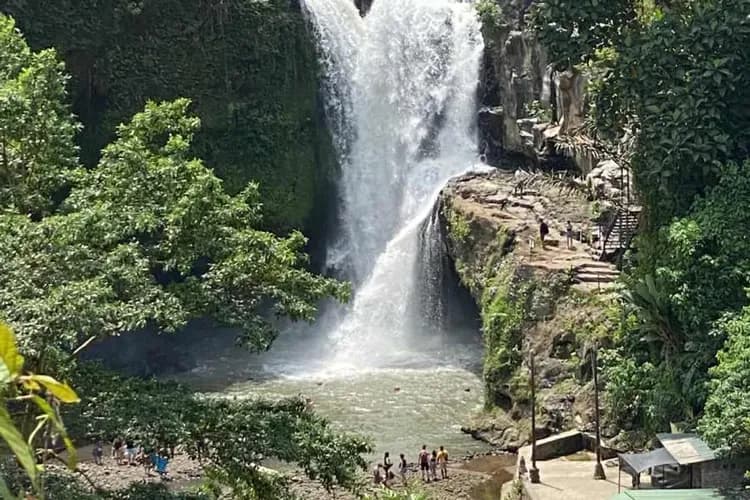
{"left": 575, "top": 267, "right": 620, "bottom": 276}
{"left": 575, "top": 273, "right": 618, "bottom": 283}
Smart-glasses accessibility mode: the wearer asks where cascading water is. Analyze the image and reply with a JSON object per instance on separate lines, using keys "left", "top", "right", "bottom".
{"left": 302, "top": 0, "right": 486, "bottom": 370}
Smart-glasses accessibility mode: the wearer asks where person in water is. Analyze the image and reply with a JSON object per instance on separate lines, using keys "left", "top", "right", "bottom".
{"left": 419, "top": 445, "right": 430, "bottom": 482}
{"left": 437, "top": 446, "right": 449, "bottom": 479}
{"left": 399, "top": 453, "right": 408, "bottom": 484}
{"left": 430, "top": 450, "right": 438, "bottom": 481}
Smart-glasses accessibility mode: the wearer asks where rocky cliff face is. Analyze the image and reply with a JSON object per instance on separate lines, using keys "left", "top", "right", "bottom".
{"left": 3, "top": 0, "right": 337, "bottom": 236}
{"left": 478, "top": 0, "right": 588, "bottom": 172}
{"left": 439, "top": 171, "right": 620, "bottom": 450}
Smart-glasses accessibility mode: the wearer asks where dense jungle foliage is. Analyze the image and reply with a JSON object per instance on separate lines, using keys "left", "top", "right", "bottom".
{"left": 531, "top": 0, "right": 750, "bottom": 456}
{"left": 0, "top": 0, "right": 337, "bottom": 235}
{"left": 0, "top": 15, "right": 369, "bottom": 499}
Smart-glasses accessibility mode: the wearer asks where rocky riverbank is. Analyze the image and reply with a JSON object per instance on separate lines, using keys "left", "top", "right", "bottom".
{"left": 70, "top": 445, "right": 517, "bottom": 499}
{"left": 289, "top": 452, "right": 518, "bottom": 500}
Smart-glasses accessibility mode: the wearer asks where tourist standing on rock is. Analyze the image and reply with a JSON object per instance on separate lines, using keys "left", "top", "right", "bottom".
{"left": 383, "top": 451, "right": 393, "bottom": 484}
{"left": 93, "top": 440, "right": 104, "bottom": 465}
{"left": 437, "top": 446, "right": 448, "bottom": 479}
{"left": 383, "top": 451, "right": 392, "bottom": 475}
{"left": 112, "top": 437, "right": 124, "bottom": 465}
{"left": 125, "top": 437, "right": 136, "bottom": 465}
{"left": 566, "top": 220, "right": 574, "bottom": 249}
{"left": 419, "top": 445, "right": 430, "bottom": 482}
{"left": 399, "top": 453, "right": 408, "bottom": 484}
{"left": 430, "top": 450, "right": 438, "bottom": 481}
{"left": 539, "top": 219, "right": 550, "bottom": 249}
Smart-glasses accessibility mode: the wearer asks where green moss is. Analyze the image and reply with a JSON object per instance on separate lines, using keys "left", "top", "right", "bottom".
{"left": 560, "top": 292, "right": 633, "bottom": 344}
{"left": 507, "top": 366, "right": 531, "bottom": 404}
{"left": 5, "top": 0, "right": 336, "bottom": 233}
{"left": 446, "top": 207, "right": 472, "bottom": 243}
{"left": 480, "top": 259, "right": 531, "bottom": 407}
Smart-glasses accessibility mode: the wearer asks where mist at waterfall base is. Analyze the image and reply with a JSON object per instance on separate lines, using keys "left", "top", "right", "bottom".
{"left": 176, "top": 0, "right": 492, "bottom": 458}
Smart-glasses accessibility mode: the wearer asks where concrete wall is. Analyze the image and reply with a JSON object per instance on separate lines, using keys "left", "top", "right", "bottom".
{"left": 533, "top": 430, "right": 584, "bottom": 460}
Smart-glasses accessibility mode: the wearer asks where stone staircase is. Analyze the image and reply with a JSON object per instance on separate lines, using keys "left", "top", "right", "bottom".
{"left": 599, "top": 208, "right": 640, "bottom": 261}
{"left": 572, "top": 261, "right": 620, "bottom": 293}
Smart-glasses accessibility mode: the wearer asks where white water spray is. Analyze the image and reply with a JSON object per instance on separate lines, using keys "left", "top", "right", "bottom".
{"left": 302, "top": 0, "right": 485, "bottom": 370}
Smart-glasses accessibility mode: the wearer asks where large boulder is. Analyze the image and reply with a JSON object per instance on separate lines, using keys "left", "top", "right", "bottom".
{"left": 587, "top": 160, "right": 625, "bottom": 200}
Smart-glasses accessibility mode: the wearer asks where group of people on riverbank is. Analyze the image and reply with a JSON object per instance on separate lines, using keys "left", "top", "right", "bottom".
{"left": 373, "top": 445, "right": 449, "bottom": 487}
{"left": 91, "top": 437, "right": 170, "bottom": 477}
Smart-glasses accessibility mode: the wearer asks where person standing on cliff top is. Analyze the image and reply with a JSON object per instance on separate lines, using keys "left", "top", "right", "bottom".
{"left": 539, "top": 219, "right": 550, "bottom": 249}
{"left": 566, "top": 220, "right": 574, "bottom": 249}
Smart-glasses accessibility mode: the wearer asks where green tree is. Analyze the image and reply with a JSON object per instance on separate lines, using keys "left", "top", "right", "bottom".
{"left": 605, "top": 163, "right": 750, "bottom": 431}
{"left": 62, "top": 365, "right": 371, "bottom": 499}
{"left": 699, "top": 308, "right": 750, "bottom": 456}
{"left": 0, "top": 16, "right": 79, "bottom": 217}
{"left": 592, "top": 0, "right": 750, "bottom": 229}
{"left": 0, "top": 97, "right": 349, "bottom": 369}
{"left": 529, "top": 0, "right": 636, "bottom": 71}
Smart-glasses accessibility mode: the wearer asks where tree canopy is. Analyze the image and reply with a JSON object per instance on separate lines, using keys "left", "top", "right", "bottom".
{"left": 0, "top": 14, "right": 349, "bottom": 367}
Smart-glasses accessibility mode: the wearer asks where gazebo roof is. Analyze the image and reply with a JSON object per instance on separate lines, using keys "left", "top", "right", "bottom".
{"left": 618, "top": 448, "right": 679, "bottom": 475}
{"left": 656, "top": 433, "right": 717, "bottom": 465}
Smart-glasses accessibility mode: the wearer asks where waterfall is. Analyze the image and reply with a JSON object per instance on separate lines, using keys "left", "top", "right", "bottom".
{"left": 302, "top": 0, "right": 484, "bottom": 370}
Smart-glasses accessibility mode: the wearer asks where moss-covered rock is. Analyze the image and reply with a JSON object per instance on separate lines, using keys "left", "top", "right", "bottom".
{"left": 3, "top": 0, "right": 336, "bottom": 234}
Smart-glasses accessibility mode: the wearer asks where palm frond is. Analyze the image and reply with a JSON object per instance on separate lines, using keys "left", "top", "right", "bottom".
{"left": 512, "top": 169, "right": 586, "bottom": 198}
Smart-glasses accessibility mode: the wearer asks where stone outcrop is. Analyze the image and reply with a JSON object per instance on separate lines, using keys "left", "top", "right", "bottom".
{"left": 555, "top": 69, "right": 587, "bottom": 135}
{"left": 440, "top": 171, "right": 619, "bottom": 450}
{"left": 478, "top": 1, "right": 590, "bottom": 173}
{"left": 480, "top": 21, "right": 549, "bottom": 167}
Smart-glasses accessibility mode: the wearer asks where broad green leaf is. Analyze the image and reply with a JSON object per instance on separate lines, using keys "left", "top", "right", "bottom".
{"left": 32, "top": 395, "right": 77, "bottom": 469}
{"left": 0, "top": 406, "right": 39, "bottom": 491}
{"left": 0, "top": 323, "right": 22, "bottom": 376}
{"left": 29, "top": 375, "right": 80, "bottom": 403}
